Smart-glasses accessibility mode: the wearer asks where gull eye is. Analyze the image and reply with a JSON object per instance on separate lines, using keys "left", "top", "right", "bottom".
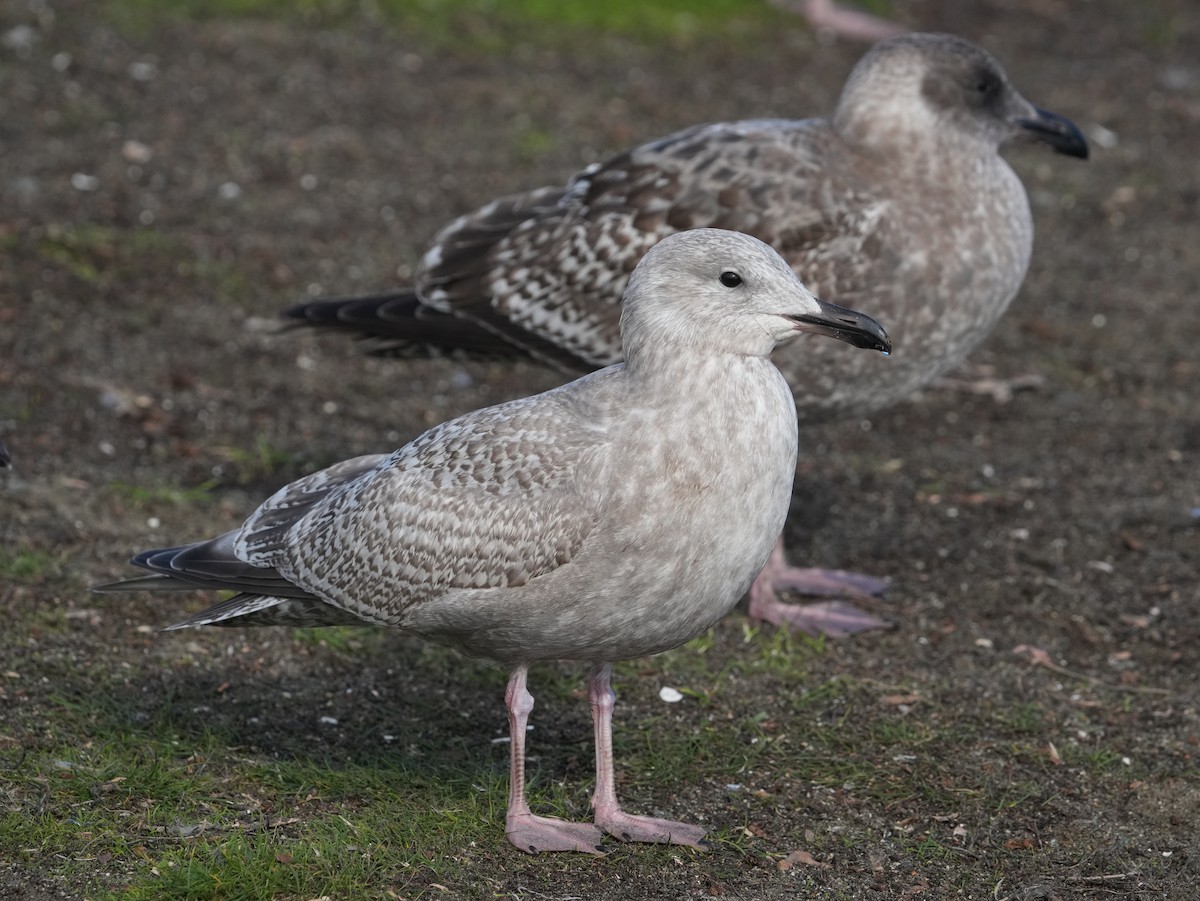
{"left": 974, "top": 68, "right": 1001, "bottom": 98}
{"left": 719, "top": 270, "right": 742, "bottom": 288}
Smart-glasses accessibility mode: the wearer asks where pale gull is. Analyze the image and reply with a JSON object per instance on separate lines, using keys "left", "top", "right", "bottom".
{"left": 284, "top": 32, "right": 1088, "bottom": 637}
{"left": 96, "top": 229, "right": 891, "bottom": 855}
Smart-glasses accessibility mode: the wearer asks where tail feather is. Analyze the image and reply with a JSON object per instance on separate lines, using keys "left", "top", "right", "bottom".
{"left": 281, "top": 290, "right": 532, "bottom": 361}
{"left": 106, "top": 534, "right": 314, "bottom": 599}
{"left": 93, "top": 531, "right": 369, "bottom": 630}
{"left": 143, "top": 543, "right": 302, "bottom": 595}
{"left": 162, "top": 594, "right": 367, "bottom": 630}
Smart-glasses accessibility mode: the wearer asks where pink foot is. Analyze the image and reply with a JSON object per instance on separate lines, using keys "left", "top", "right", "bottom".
{"left": 772, "top": 565, "right": 889, "bottom": 598}
{"left": 596, "top": 809, "right": 708, "bottom": 848}
{"left": 506, "top": 812, "right": 606, "bottom": 856}
{"left": 750, "top": 593, "right": 893, "bottom": 637}
{"left": 747, "top": 543, "right": 893, "bottom": 637}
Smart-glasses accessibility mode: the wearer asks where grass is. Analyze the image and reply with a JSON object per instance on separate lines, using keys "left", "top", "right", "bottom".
{"left": 1, "top": 615, "right": 1192, "bottom": 899}
{"left": 0, "top": 548, "right": 64, "bottom": 584}
{"left": 2, "top": 676, "right": 497, "bottom": 899}
{"left": 99, "top": 0, "right": 793, "bottom": 49}
{"left": 35, "top": 225, "right": 187, "bottom": 291}
{"left": 210, "top": 436, "right": 303, "bottom": 488}
{"left": 107, "top": 479, "right": 222, "bottom": 508}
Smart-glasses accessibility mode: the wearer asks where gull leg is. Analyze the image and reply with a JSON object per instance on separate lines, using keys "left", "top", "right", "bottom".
{"left": 588, "top": 663, "right": 708, "bottom": 848}
{"left": 503, "top": 664, "right": 605, "bottom": 855}
{"left": 769, "top": 0, "right": 908, "bottom": 43}
{"left": 746, "top": 538, "right": 894, "bottom": 637}
{"left": 934, "top": 365, "right": 1045, "bottom": 404}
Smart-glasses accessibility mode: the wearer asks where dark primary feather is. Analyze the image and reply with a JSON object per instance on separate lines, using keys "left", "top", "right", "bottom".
{"left": 282, "top": 290, "right": 527, "bottom": 361}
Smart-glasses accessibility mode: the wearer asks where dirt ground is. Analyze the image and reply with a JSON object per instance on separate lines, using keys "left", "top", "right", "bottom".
{"left": 2, "top": 0, "right": 1199, "bottom": 898}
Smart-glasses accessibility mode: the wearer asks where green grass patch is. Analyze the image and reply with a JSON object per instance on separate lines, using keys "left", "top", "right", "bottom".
{"left": 0, "top": 691, "right": 498, "bottom": 899}
{"left": 2, "top": 622, "right": 1173, "bottom": 898}
{"left": 288, "top": 624, "right": 375, "bottom": 652}
{"left": 107, "top": 478, "right": 221, "bottom": 508}
{"left": 99, "top": 0, "right": 790, "bottom": 50}
{"left": 211, "top": 435, "right": 302, "bottom": 488}
{"left": 36, "top": 224, "right": 185, "bottom": 290}
{"left": 0, "top": 548, "right": 64, "bottom": 584}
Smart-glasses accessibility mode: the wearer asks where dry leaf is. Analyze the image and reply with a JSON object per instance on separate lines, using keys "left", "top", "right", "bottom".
{"left": 778, "top": 849, "right": 830, "bottom": 871}
{"left": 1013, "top": 644, "right": 1055, "bottom": 668}
{"left": 1120, "top": 531, "right": 1145, "bottom": 551}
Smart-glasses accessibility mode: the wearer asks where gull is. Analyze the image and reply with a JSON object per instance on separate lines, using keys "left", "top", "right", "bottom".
{"left": 97, "top": 229, "right": 890, "bottom": 854}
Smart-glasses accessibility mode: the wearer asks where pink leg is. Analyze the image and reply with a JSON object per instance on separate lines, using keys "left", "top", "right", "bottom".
{"left": 801, "top": 0, "right": 907, "bottom": 42}
{"left": 746, "top": 538, "right": 894, "bottom": 637}
{"left": 588, "top": 664, "right": 708, "bottom": 848}
{"left": 503, "top": 664, "right": 605, "bottom": 855}
{"left": 768, "top": 0, "right": 907, "bottom": 42}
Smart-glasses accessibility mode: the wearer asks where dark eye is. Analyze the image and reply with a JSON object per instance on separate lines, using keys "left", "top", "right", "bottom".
{"left": 719, "top": 270, "right": 742, "bottom": 288}
{"left": 975, "top": 69, "right": 1001, "bottom": 98}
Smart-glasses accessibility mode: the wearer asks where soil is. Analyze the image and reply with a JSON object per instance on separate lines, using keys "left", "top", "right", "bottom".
{"left": 1, "top": 0, "right": 1198, "bottom": 899}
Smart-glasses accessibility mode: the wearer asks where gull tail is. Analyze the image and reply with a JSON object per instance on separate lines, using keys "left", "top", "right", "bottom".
{"left": 280, "top": 290, "right": 530, "bottom": 361}
{"left": 93, "top": 533, "right": 366, "bottom": 630}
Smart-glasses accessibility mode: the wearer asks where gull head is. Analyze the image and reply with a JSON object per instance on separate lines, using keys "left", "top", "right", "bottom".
{"left": 834, "top": 33, "right": 1088, "bottom": 160}
{"left": 620, "top": 229, "right": 891, "bottom": 364}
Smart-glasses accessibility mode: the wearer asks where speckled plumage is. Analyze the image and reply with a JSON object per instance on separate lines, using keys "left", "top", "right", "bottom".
{"left": 103, "top": 230, "right": 888, "bottom": 653}
{"left": 286, "top": 33, "right": 1086, "bottom": 424}
{"left": 283, "top": 34, "right": 1087, "bottom": 638}
{"left": 98, "top": 230, "right": 890, "bottom": 853}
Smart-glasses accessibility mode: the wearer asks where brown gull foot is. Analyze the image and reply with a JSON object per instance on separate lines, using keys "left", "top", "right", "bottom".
{"left": 747, "top": 541, "right": 893, "bottom": 637}
{"left": 587, "top": 665, "right": 709, "bottom": 849}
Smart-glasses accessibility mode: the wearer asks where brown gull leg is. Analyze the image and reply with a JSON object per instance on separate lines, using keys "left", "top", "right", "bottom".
{"left": 588, "top": 663, "right": 708, "bottom": 848}
{"left": 746, "top": 538, "right": 894, "bottom": 638}
{"left": 504, "top": 664, "right": 605, "bottom": 855}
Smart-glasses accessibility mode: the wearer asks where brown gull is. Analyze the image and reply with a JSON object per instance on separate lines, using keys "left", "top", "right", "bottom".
{"left": 284, "top": 33, "right": 1088, "bottom": 637}
{"left": 96, "top": 230, "right": 890, "bottom": 855}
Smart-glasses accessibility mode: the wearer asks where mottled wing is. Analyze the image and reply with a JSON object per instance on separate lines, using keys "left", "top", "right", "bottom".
{"left": 417, "top": 186, "right": 594, "bottom": 371}
{"left": 238, "top": 388, "right": 609, "bottom": 625}
{"left": 234, "top": 453, "right": 393, "bottom": 558}
{"left": 418, "top": 118, "right": 888, "bottom": 369}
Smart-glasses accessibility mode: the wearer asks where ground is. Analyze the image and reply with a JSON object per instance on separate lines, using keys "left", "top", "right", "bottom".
{"left": 1, "top": 1, "right": 1198, "bottom": 899}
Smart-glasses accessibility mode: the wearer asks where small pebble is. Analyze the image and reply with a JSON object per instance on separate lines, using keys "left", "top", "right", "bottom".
{"left": 71, "top": 173, "right": 100, "bottom": 191}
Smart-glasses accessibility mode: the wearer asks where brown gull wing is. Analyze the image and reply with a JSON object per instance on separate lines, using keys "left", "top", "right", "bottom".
{"left": 417, "top": 119, "right": 883, "bottom": 370}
